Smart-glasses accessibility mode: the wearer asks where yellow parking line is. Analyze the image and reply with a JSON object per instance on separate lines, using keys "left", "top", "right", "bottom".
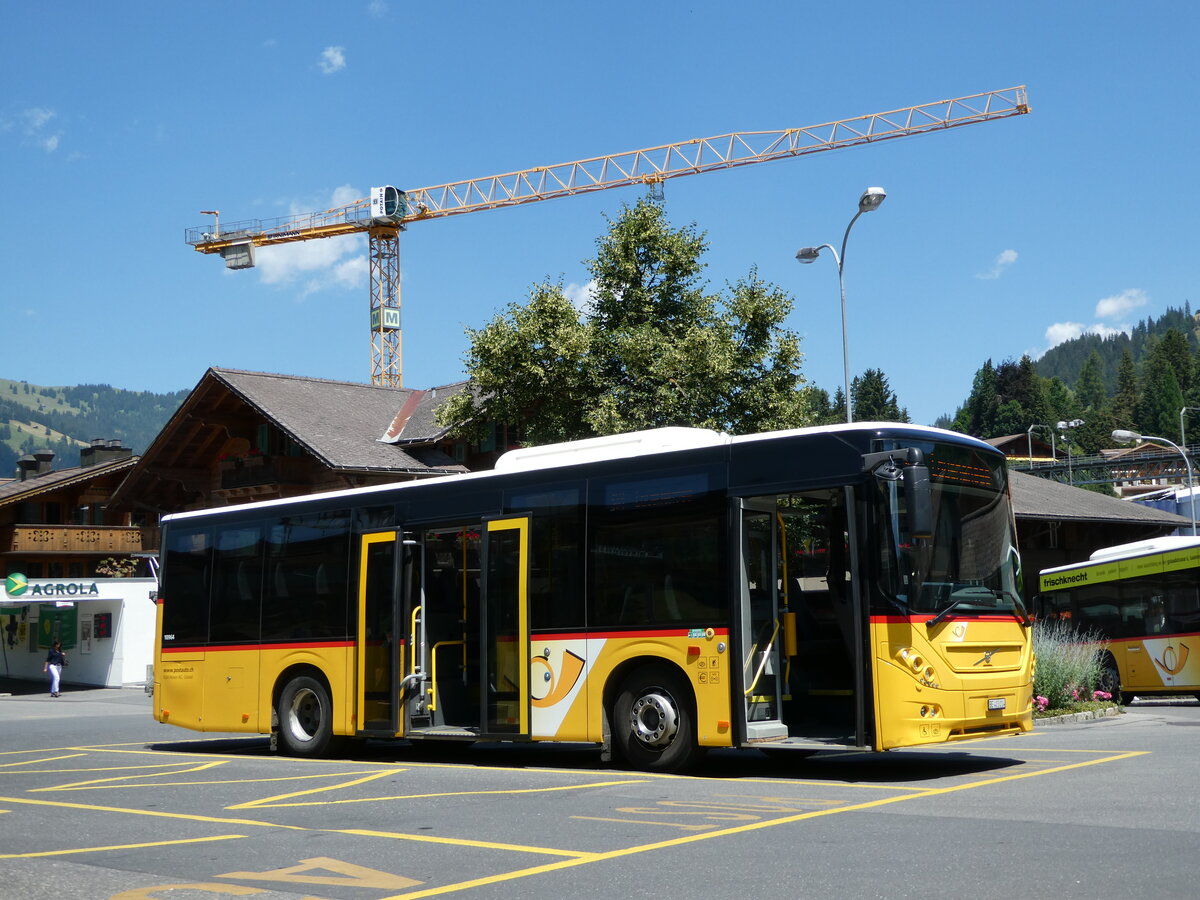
{"left": 228, "top": 770, "right": 398, "bottom": 809}
{"left": 0, "top": 753, "right": 88, "bottom": 768}
{"left": 0, "top": 794, "right": 307, "bottom": 831}
{"left": 338, "top": 828, "right": 592, "bottom": 858}
{"left": 238, "top": 778, "right": 647, "bottom": 810}
{"left": 374, "top": 749, "right": 1150, "bottom": 900}
{"left": 0, "top": 834, "right": 246, "bottom": 859}
{"left": 31, "top": 761, "right": 227, "bottom": 791}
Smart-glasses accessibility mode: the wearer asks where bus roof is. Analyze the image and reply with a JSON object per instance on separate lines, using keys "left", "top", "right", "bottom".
{"left": 161, "top": 422, "right": 995, "bottom": 524}
{"left": 1040, "top": 534, "right": 1200, "bottom": 576}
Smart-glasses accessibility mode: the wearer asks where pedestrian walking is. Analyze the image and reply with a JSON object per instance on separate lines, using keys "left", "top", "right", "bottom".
{"left": 44, "top": 639, "right": 66, "bottom": 697}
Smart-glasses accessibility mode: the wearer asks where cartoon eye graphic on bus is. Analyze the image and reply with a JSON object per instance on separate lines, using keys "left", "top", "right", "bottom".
{"left": 531, "top": 648, "right": 586, "bottom": 708}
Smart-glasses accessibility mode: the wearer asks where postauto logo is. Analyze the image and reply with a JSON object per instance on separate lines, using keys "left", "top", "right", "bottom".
{"left": 5, "top": 572, "right": 29, "bottom": 596}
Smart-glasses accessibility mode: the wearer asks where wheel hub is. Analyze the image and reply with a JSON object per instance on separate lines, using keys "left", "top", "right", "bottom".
{"left": 630, "top": 690, "right": 679, "bottom": 748}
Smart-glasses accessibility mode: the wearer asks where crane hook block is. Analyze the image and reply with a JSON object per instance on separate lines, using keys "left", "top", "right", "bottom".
{"left": 371, "top": 186, "right": 407, "bottom": 223}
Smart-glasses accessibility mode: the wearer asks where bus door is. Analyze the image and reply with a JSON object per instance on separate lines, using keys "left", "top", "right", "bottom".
{"left": 408, "top": 518, "right": 530, "bottom": 738}
{"left": 739, "top": 500, "right": 787, "bottom": 742}
{"left": 481, "top": 516, "right": 531, "bottom": 736}
{"left": 357, "top": 531, "right": 403, "bottom": 736}
{"left": 736, "top": 489, "right": 866, "bottom": 751}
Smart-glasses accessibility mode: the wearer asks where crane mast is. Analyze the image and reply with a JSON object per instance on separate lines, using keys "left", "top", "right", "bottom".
{"left": 187, "top": 86, "right": 1029, "bottom": 387}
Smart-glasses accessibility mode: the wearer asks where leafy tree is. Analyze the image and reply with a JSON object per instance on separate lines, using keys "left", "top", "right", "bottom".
{"left": 438, "top": 199, "right": 809, "bottom": 443}
{"left": 851, "top": 368, "right": 909, "bottom": 422}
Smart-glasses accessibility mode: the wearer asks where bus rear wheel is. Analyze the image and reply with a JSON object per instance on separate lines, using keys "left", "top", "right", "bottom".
{"left": 278, "top": 675, "right": 334, "bottom": 757}
{"left": 1098, "top": 658, "right": 1132, "bottom": 706}
{"left": 613, "top": 664, "right": 701, "bottom": 773}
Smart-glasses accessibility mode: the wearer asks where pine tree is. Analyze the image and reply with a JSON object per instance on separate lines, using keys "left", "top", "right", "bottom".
{"left": 1111, "top": 349, "right": 1139, "bottom": 428}
{"left": 1075, "top": 350, "right": 1107, "bottom": 412}
{"left": 851, "top": 368, "right": 908, "bottom": 422}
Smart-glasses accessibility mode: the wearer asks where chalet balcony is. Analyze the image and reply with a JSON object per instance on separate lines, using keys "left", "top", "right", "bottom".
{"left": 1, "top": 525, "right": 159, "bottom": 556}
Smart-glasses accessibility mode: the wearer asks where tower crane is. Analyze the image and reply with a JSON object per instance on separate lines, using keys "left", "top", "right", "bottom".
{"left": 186, "top": 86, "right": 1029, "bottom": 388}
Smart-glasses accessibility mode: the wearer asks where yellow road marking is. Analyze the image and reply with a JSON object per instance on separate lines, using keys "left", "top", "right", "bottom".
{"left": 38, "top": 768, "right": 383, "bottom": 794}
{"left": 0, "top": 834, "right": 246, "bottom": 859}
{"left": 336, "top": 828, "right": 592, "bottom": 858}
{"left": 0, "top": 753, "right": 88, "bottom": 768}
{"left": 374, "top": 750, "right": 1150, "bottom": 899}
{"left": 0, "top": 794, "right": 307, "bottom": 831}
{"left": 570, "top": 815, "right": 716, "bottom": 831}
{"left": 236, "top": 778, "right": 647, "bottom": 810}
{"left": 31, "top": 761, "right": 227, "bottom": 791}
{"left": 227, "top": 770, "right": 397, "bottom": 809}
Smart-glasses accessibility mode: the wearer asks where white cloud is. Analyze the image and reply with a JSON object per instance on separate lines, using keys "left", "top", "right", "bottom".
{"left": 255, "top": 185, "right": 369, "bottom": 296}
{"left": 319, "top": 46, "right": 346, "bottom": 74}
{"left": 368, "top": 0, "right": 389, "bottom": 16}
{"left": 975, "top": 248, "right": 1018, "bottom": 280}
{"left": 1044, "top": 321, "right": 1085, "bottom": 347}
{"left": 1095, "top": 288, "right": 1148, "bottom": 319}
{"left": 563, "top": 280, "right": 597, "bottom": 311}
{"left": 1041, "top": 320, "right": 1131, "bottom": 356}
{"left": 6, "top": 107, "right": 63, "bottom": 152}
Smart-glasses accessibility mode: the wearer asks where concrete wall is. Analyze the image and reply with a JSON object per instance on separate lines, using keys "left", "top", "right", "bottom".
{"left": 1, "top": 578, "right": 157, "bottom": 689}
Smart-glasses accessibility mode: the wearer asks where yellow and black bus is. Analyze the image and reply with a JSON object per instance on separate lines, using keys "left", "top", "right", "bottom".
{"left": 153, "top": 424, "right": 1033, "bottom": 771}
{"left": 1037, "top": 537, "right": 1200, "bottom": 703}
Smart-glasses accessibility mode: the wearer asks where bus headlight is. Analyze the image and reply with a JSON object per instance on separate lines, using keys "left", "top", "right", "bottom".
{"left": 896, "top": 648, "right": 940, "bottom": 688}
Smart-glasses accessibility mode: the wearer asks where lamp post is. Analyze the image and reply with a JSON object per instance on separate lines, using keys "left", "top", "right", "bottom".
{"left": 1026, "top": 423, "right": 1056, "bottom": 467}
{"left": 1057, "top": 419, "right": 1084, "bottom": 484}
{"left": 796, "top": 186, "right": 887, "bottom": 423}
{"left": 1112, "top": 429, "right": 1198, "bottom": 536}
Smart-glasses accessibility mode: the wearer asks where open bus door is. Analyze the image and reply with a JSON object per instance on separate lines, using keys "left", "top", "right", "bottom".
{"left": 735, "top": 488, "right": 869, "bottom": 753}
{"left": 400, "top": 517, "right": 531, "bottom": 740}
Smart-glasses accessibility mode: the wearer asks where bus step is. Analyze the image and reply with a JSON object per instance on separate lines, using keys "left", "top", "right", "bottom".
{"left": 407, "top": 726, "right": 480, "bottom": 739}
{"left": 744, "top": 735, "right": 861, "bottom": 752}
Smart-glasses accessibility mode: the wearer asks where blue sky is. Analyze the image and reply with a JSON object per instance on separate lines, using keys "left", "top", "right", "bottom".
{"left": 2, "top": 2, "right": 1196, "bottom": 425}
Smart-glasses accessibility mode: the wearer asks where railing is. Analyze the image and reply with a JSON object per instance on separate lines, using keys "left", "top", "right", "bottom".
{"left": 1, "top": 525, "right": 158, "bottom": 555}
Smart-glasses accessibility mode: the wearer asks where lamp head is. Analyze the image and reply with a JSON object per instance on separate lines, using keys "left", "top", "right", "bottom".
{"left": 1112, "top": 429, "right": 1141, "bottom": 445}
{"left": 858, "top": 187, "right": 886, "bottom": 213}
{"left": 795, "top": 246, "right": 822, "bottom": 263}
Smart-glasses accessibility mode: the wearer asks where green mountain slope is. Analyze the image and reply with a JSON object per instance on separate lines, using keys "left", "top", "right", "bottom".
{"left": 0, "top": 378, "right": 187, "bottom": 478}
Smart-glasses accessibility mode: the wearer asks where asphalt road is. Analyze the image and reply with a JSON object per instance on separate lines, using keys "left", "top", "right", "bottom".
{"left": 1, "top": 678, "right": 1197, "bottom": 900}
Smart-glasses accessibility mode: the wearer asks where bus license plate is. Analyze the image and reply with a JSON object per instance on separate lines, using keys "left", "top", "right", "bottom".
{"left": 987, "top": 698, "right": 1006, "bottom": 711}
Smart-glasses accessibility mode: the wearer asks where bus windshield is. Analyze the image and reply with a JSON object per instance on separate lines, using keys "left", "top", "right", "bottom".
{"left": 874, "top": 442, "right": 1022, "bottom": 618}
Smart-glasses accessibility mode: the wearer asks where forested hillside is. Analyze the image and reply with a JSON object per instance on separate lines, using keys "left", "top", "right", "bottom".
{"left": 1034, "top": 304, "right": 1198, "bottom": 393}
{"left": 942, "top": 305, "right": 1200, "bottom": 456}
{"left": 0, "top": 379, "right": 187, "bottom": 477}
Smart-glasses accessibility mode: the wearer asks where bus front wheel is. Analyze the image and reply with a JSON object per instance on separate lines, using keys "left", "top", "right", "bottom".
{"left": 613, "top": 664, "right": 702, "bottom": 773}
{"left": 278, "top": 675, "right": 334, "bottom": 757}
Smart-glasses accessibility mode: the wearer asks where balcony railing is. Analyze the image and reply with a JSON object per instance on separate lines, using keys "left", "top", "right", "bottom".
{"left": 0, "top": 525, "right": 158, "bottom": 556}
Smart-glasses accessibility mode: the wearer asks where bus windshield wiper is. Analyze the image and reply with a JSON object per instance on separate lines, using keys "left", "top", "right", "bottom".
{"left": 925, "top": 586, "right": 995, "bottom": 629}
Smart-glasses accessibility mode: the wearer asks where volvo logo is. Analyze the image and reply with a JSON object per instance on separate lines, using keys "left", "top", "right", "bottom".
{"left": 975, "top": 648, "right": 999, "bottom": 666}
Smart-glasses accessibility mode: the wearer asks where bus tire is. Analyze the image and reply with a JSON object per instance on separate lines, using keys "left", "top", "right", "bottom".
{"left": 613, "top": 664, "right": 702, "bottom": 773}
{"left": 1097, "top": 658, "right": 1129, "bottom": 705}
{"left": 278, "top": 675, "right": 334, "bottom": 757}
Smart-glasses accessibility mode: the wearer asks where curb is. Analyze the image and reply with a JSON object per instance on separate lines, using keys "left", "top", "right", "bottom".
{"left": 1034, "top": 705, "right": 1122, "bottom": 726}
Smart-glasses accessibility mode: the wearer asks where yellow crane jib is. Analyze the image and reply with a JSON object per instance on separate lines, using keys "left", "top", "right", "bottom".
{"left": 184, "top": 85, "right": 1029, "bottom": 387}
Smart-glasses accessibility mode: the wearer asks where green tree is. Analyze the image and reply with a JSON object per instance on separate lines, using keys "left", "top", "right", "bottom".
{"left": 1074, "top": 350, "right": 1107, "bottom": 412}
{"left": 1111, "top": 348, "right": 1139, "bottom": 428}
{"left": 438, "top": 199, "right": 809, "bottom": 443}
{"left": 953, "top": 359, "right": 998, "bottom": 436}
{"left": 851, "top": 368, "right": 908, "bottom": 422}
{"left": 1136, "top": 340, "right": 1186, "bottom": 439}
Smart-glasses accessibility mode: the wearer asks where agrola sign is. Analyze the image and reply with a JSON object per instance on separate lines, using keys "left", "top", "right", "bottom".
{"left": 5, "top": 572, "right": 100, "bottom": 599}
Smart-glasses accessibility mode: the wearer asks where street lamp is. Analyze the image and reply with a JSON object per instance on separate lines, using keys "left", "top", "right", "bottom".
{"left": 1026, "top": 424, "right": 1056, "bottom": 467}
{"left": 796, "top": 186, "right": 887, "bottom": 423}
{"left": 1112, "top": 429, "right": 1198, "bottom": 536}
{"left": 1057, "top": 419, "right": 1084, "bottom": 484}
